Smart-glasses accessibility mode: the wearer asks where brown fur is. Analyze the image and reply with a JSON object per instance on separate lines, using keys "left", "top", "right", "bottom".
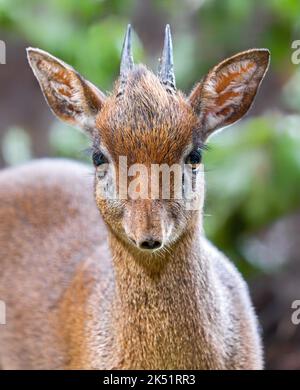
{"left": 0, "top": 46, "right": 270, "bottom": 369}
{"left": 99, "top": 66, "right": 197, "bottom": 165}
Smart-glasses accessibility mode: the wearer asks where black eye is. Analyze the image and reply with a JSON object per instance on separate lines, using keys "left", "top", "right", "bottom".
{"left": 92, "top": 151, "right": 108, "bottom": 167}
{"left": 185, "top": 149, "right": 202, "bottom": 169}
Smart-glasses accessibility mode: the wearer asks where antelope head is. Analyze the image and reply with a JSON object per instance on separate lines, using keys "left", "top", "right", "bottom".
{"left": 27, "top": 25, "right": 270, "bottom": 254}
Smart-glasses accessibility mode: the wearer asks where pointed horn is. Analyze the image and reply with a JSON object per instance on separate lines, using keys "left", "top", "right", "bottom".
{"left": 158, "top": 24, "right": 176, "bottom": 92}
{"left": 120, "top": 24, "right": 134, "bottom": 80}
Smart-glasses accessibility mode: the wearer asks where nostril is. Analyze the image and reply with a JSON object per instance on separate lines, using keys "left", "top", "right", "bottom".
{"left": 139, "top": 239, "right": 162, "bottom": 251}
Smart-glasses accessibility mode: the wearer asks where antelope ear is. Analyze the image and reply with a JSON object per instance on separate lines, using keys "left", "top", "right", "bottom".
{"left": 27, "top": 48, "right": 105, "bottom": 135}
{"left": 189, "top": 49, "right": 270, "bottom": 139}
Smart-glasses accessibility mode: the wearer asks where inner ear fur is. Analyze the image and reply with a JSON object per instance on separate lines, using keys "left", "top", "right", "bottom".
{"left": 189, "top": 49, "right": 270, "bottom": 138}
{"left": 27, "top": 48, "right": 106, "bottom": 134}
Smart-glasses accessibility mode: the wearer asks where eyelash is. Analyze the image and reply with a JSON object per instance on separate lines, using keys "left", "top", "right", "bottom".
{"left": 91, "top": 144, "right": 207, "bottom": 170}
{"left": 185, "top": 147, "right": 205, "bottom": 170}
{"left": 92, "top": 151, "right": 108, "bottom": 167}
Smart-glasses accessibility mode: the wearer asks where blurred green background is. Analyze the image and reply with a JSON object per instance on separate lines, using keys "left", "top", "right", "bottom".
{"left": 1, "top": 0, "right": 300, "bottom": 369}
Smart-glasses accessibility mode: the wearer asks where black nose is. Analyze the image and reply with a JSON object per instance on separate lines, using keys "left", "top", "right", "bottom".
{"left": 139, "top": 239, "right": 162, "bottom": 251}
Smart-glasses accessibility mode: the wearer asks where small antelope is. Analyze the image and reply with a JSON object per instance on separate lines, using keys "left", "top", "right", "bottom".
{"left": 0, "top": 25, "right": 270, "bottom": 369}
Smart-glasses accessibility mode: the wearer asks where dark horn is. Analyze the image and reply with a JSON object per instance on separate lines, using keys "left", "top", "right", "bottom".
{"left": 158, "top": 24, "right": 176, "bottom": 92}
{"left": 120, "top": 24, "right": 134, "bottom": 81}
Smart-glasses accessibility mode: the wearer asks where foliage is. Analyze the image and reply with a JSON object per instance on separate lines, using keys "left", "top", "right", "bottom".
{"left": 204, "top": 114, "right": 300, "bottom": 274}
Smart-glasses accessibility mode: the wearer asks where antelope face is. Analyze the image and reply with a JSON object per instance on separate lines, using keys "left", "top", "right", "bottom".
{"left": 27, "top": 25, "right": 270, "bottom": 253}
{"left": 93, "top": 66, "right": 204, "bottom": 251}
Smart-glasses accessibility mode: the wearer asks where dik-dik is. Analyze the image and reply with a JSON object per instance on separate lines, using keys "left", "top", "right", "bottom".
{"left": 0, "top": 25, "right": 270, "bottom": 369}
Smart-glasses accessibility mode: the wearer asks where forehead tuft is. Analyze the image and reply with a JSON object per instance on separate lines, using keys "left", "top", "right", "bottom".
{"left": 96, "top": 65, "right": 198, "bottom": 164}
{"left": 122, "top": 65, "right": 171, "bottom": 109}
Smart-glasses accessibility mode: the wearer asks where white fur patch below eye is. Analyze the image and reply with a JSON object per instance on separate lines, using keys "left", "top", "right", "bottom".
{"left": 96, "top": 164, "right": 116, "bottom": 200}
{"left": 96, "top": 164, "right": 109, "bottom": 179}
